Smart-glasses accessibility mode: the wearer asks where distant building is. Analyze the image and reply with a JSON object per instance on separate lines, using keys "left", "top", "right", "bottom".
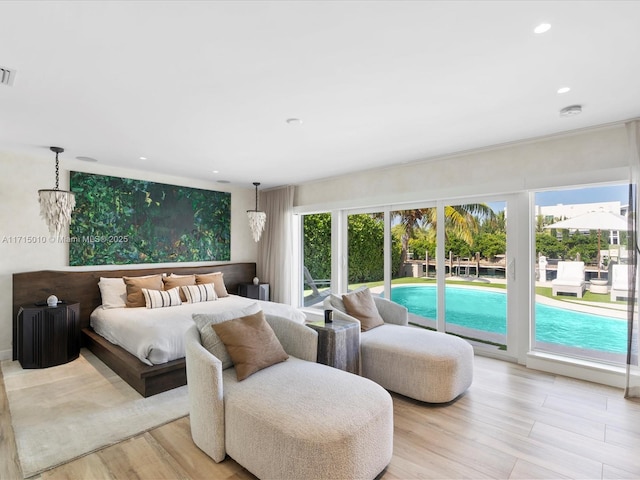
{"left": 535, "top": 201, "right": 625, "bottom": 245}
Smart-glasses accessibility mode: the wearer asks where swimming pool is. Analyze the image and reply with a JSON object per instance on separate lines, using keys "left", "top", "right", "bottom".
{"left": 391, "top": 285, "right": 627, "bottom": 354}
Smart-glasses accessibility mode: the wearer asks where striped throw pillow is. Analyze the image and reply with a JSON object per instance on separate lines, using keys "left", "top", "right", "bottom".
{"left": 181, "top": 283, "right": 218, "bottom": 303}
{"left": 142, "top": 287, "right": 182, "bottom": 309}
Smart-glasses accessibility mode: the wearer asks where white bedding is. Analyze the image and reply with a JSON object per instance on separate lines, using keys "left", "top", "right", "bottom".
{"left": 90, "top": 295, "right": 307, "bottom": 365}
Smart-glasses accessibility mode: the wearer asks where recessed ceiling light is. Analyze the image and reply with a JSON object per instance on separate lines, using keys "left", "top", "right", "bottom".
{"left": 559, "top": 105, "right": 582, "bottom": 117}
{"left": 286, "top": 118, "right": 302, "bottom": 125}
{"left": 534, "top": 23, "right": 551, "bottom": 34}
{"left": 76, "top": 156, "right": 98, "bottom": 162}
{"left": 212, "top": 170, "right": 219, "bottom": 174}
{"left": 139, "top": 156, "right": 147, "bottom": 160}
{"left": 557, "top": 87, "right": 571, "bottom": 94}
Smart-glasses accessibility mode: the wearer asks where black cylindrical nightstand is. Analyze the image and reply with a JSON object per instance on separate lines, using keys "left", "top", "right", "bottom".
{"left": 16, "top": 301, "right": 81, "bottom": 368}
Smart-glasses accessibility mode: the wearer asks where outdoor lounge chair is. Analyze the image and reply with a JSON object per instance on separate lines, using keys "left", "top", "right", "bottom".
{"left": 551, "top": 261, "right": 586, "bottom": 298}
{"left": 610, "top": 264, "right": 630, "bottom": 301}
{"left": 303, "top": 266, "right": 331, "bottom": 306}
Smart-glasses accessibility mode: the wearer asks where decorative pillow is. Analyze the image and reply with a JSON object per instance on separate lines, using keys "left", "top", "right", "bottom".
{"left": 212, "top": 310, "right": 289, "bottom": 381}
{"left": 195, "top": 272, "right": 229, "bottom": 298}
{"left": 142, "top": 287, "right": 182, "bottom": 309}
{"left": 123, "top": 275, "right": 164, "bottom": 308}
{"left": 162, "top": 274, "right": 196, "bottom": 301}
{"left": 327, "top": 286, "right": 367, "bottom": 314}
{"left": 98, "top": 277, "right": 127, "bottom": 309}
{"left": 192, "top": 302, "right": 262, "bottom": 369}
{"left": 182, "top": 283, "right": 217, "bottom": 303}
{"left": 341, "top": 287, "right": 385, "bottom": 331}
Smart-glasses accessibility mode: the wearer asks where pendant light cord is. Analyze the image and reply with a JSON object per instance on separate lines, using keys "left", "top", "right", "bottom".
{"left": 252, "top": 182, "right": 261, "bottom": 211}
{"left": 55, "top": 151, "right": 60, "bottom": 191}
{"left": 254, "top": 182, "right": 258, "bottom": 210}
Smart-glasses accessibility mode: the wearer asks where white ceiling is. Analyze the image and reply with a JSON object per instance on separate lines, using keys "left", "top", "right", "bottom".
{"left": 1, "top": 1, "right": 639, "bottom": 189}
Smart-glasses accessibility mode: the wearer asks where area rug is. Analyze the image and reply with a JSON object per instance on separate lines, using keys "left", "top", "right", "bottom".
{"left": 1, "top": 348, "right": 189, "bottom": 478}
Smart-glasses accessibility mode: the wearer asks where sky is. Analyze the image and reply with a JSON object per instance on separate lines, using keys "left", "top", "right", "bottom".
{"left": 535, "top": 185, "right": 629, "bottom": 207}
{"left": 486, "top": 184, "right": 629, "bottom": 212}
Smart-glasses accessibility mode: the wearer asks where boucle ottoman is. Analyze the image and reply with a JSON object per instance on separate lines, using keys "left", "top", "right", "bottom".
{"left": 224, "top": 358, "right": 393, "bottom": 480}
{"left": 361, "top": 324, "right": 473, "bottom": 403}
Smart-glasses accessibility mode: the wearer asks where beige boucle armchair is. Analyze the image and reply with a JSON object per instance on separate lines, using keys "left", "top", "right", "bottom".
{"left": 185, "top": 315, "right": 393, "bottom": 480}
{"left": 324, "top": 292, "right": 474, "bottom": 403}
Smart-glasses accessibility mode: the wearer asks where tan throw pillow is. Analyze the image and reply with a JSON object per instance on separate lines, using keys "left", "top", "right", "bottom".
{"left": 212, "top": 311, "right": 289, "bottom": 381}
{"left": 192, "top": 303, "right": 262, "bottom": 369}
{"left": 123, "top": 275, "right": 164, "bottom": 308}
{"left": 342, "top": 288, "right": 385, "bottom": 331}
{"left": 162, "top": 274, "right": 195, "bottom": 301}
{"left": 195, "top": 272, "right": 229, "bottom": 298}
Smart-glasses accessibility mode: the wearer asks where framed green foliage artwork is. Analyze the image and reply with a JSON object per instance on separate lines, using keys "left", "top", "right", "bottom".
{"left": 69, "top": 172, "right": 231, "bottom": 266}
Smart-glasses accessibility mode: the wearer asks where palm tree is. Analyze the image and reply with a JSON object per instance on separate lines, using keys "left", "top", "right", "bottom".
{"left": 390, "top": 203, "right": 495, "bottom": 268}
{"left": 391, "top": 209, "right": 425, "bottom": 265}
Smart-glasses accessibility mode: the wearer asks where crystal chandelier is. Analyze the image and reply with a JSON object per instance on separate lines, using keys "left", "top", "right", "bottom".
{"left": 246, "top": 182, "right": 266, "bottom": 242}
{"left": 38, "top": 146, "right": 76, "bottom": 237}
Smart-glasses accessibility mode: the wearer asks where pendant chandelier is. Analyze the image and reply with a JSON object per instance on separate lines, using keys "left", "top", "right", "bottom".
{"left": 246, "top": 182, "right": 266, "bottom": 242}
{"left": 38, "top": 146, "right": 76, "bottom": 237}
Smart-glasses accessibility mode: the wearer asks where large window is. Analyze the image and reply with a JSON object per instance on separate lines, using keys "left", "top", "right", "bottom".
{"left": 295, "top": 181, "right": 633, "bottom": 379}
{"left": 532, "top": 185, "right": 629, "bottom": 364}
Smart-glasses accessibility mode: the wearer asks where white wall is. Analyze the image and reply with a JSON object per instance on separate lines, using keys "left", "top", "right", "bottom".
{"left": 0, "top": 150, "right": 257, "bottom": 360}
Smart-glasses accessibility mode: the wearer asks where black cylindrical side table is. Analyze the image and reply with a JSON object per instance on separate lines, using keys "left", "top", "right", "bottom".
{"left": 17, "top": 301, "right": 80, "bottom": 368}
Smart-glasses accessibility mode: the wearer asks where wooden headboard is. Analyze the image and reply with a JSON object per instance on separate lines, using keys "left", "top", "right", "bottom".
{"left": 12, "top": 262, "right": 256, "bottom": 359}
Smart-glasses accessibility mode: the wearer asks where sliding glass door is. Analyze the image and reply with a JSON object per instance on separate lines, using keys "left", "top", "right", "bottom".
{"left": 444, "top": 201, "right": 508, "bottom": 352}
{"left": 296, "top": 182, "right": 634, "bottom": 375}
{"left": 532, "top": 184, "right": 629, "bottom": 363}
{"left": 388, "top": 206, "right": 438, "bottom": 330}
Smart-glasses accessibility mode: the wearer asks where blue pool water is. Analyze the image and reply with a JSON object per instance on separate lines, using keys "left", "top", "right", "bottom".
{"left": 391, "top": 286, "right": 627, "bottom": 354}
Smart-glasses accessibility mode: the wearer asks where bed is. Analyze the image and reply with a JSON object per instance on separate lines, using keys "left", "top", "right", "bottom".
{"left": 12, "top": 263, "right": 294, "bottom": 397}
{"left": 90, "top": 295, "right": 306, "bottom": 366}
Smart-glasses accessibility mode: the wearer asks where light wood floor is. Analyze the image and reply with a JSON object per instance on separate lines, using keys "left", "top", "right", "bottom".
{"left": 2, "top": 355, "right": 640, "bottom": 480}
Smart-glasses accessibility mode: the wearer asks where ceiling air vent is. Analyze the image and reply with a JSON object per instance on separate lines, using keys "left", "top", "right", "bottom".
{"left": 1, "top": 66, "right": 16, "bottom": 86}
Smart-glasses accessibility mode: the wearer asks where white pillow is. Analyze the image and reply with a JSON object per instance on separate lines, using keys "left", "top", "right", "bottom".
{"left": 192, "top": 303, "right": 262, "bottom": 369}
{"left": 142, "top": 287, "right": 182, "bottom": 309}
{"left": 182, "top": 283, "right": 217, "bottom": 303}
{"left": 98, "top": 277, "right": 127, "bottom": 309}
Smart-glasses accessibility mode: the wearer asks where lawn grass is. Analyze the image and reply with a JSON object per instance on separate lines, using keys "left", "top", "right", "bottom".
{"left": 534, "top": 285, "right": 622, "bottom": 305}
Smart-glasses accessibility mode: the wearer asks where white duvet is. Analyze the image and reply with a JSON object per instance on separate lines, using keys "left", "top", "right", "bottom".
{"left": 90, "top": 295, "right": 307, "bottom": 366}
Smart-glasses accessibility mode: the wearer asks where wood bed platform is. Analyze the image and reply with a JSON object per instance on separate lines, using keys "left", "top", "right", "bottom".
{"left": 12, "top": 262, "right": 256, "bottom": 397}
